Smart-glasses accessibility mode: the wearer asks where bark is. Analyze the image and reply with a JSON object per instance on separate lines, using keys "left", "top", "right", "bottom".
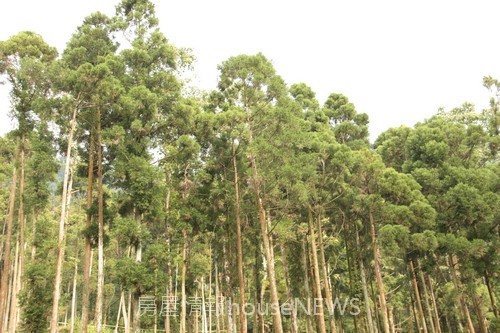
{"left": 81, "top": 130, "right": 94, "bottom": 333}
{"left": 215, "top": 264, "right": 221, "bottom": 333}
{"left": 180, "top": 229, "right": 188, "bottom": 333}
{"left": 70, "top": 240, "right": 79, "bottom": 333}
{"left": 232, "top": 141, "right": 247, "bottom": 333}
{"left": 388, "top": 306, "right": 395, "bottom": 333}
{"left": 484, "top": 270, "right": 498, "bottom": 318}
{"left": 3, "top": 257, "right": 14, "bottom": 332}
{"left": 427, "top": 275, "right": 442, "bottom": 333}
{"left": 308, "top": 208, "right": 327, "bottom": 333}
{"left": 418, "top": 269, "right": 437, "bottom": 333}
{"left": 253, "top": 248, "right": 262, "bottom": 333}
{"left": 409, "top": 258, "right": 428, "bottom": 333}
{"left": 95, "top": 107, "right": 104, "bottom": 333}
{"left": 30, "top": 212, "right": 37, "bottom": 261}
{"left": 9, "top": 137, "right": 26, "bottom": 332}
{"left": 406, "top": 303, "right": 415, "bottom": 333}
{"left": 164, "top": 168, "right": 172, "bottom": 333}
{"left": 249, "top": 153, "right": 283, "bottom": 333}
{"left": 279, "top": 241, "right": 298, "bottom": 333}
{"left": 343, "top": 218, "right": 359, "bottom": 333}
{"left": 449, "top": 255, "right": 475, "bottom": 333}
{"left": 472, "top": 295, "right": 487, "bottom": 333}
{"left": 50, "top": 103, "right": 78, "bottom": 333}
{"left": 356, "top": 227, "right": 375, "bottom": 333}
{"left": 201, "top": 276, "right": 208, "bottom": 333}
{"left": 0, "top": 144, "right": 18, "bottom": 328}
{"left": 114, "top": 290, "right": 123, "bottom": 333}
{"left": 316, "top": 214, "right": 338, "bottom": 333}
{"left": 7, "top": 238, "right": 20, "bottom": 332}
{"left": 368, "top": 209, "right": 390, "bottom": 333}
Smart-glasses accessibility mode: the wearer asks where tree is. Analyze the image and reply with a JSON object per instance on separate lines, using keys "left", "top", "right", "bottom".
{"left": 0, "top": 31, "right": 57, "bottom": 331}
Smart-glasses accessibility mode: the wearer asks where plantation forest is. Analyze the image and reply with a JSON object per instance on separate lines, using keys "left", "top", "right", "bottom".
{"left": 0, "top": 1, "right": 498, "bottom": 332}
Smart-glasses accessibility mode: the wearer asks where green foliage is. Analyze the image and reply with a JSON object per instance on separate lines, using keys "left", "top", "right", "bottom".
{"left": 0, "top": 3, "right": 498, "bottom": 331}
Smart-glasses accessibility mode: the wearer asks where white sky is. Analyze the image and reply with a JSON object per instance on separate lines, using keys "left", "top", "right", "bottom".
{"left": 1, "top": 0, "right": 499, "bottom": 141}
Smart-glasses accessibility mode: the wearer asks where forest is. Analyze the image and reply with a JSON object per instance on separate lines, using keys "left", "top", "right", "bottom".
{"left": 0, "top": 1, "right": 498, "bottom": 332}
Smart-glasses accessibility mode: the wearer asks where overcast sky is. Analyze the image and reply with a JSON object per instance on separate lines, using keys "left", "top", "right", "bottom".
{"left": 1, "top": 0, "right": 499, "bottom": 141}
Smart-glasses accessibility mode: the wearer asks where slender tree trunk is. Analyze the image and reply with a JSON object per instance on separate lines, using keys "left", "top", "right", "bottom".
{"left": 95, "top": 107, "right": 105, "bottom": 333}
{"left": 253, "top": 248, "right": 261, "bottom": 333}
{"left": 316, "top": 214, "right": 338, "bottom": 333}
{"left": 369, "top": 209, "right": 390, "bottom": 333}
{"left": 484, "top": 270, "right": 498, "bottom": 318}
{"left": 301, "top": 240, "right": 313, "bottom": 333}
{"left": 260, "top": 251, "right": 268, "bottom": 333}
{"left": 9, "top": 137, "right": 26, "bottom": 332}
{"left": 82, "top": 130, "right": 94, "bottom": 333}
{"left": 180, "top": 229, "right": 188, "bottom": 333}
{"left": 409, "top": 258, "right": 428, "bottom": 333}
{"left": 472, "top": 295, "right": 487, "bottom": 333}
{"left": 418, "top": 269, "right": 436, "bottom": 333}
{"left": 30, "top": 211, "right": 37, "bottom": 261}
{"left": 249, "top": 153, "right": 283, "bottom": 333}
{"left": 3, "top": 257, "right": 14, "bottom": 332}
{"left": 50, "top": 103, "right": 78, "bottom": 333}
{"left": 308, "top": 208, "right": 327, "bottom": 333}
{"left": 356, "top": 227, "right": 376, "bottom": 333}
{"left": 388, "top": 306, "right": 396, "bottom": 333}
{"left": 427, "top": 275, "right": 442, "bottom": 333}
{"left": 114, "top": 290, "right": 122, "bottom": 333}
{"left": 406, "top": 303, "right": 415, "bottom": 333}
{"left": 449, "top": 255, "right": 475, "bottom": 333}
{"left": 343, "top": 218, "right": 359, "bottom": 333}
{"left": 70, "top": 239, "right": 79, "bottom": 333}
{"left": 279, "top": 241, "right": 298, "bottom": 333}
{"left": 208, "top": 256, "right": 213, "bottom": 333}
{"left": 127, "top": 291, "right": 132, "bottom": 333}
{"left": 201, "top": 276, "right": 208, "bottom": 333}
{"left": 232, "top": 141, "right": 247, "bottom": 333}
{"left": 216, "top": 264, "right": 221, "bottom": 333}
{"left": 224, "top": 236, "right": 234, "bottom": 333}
{"left": 8, "top": 238, "right": 20, "bottom": 332}
{"left": 164, "top": 167, "right": 172, "bottom": 333}
{"left": 0, "top": 144, "right": 18, "bottom": 328}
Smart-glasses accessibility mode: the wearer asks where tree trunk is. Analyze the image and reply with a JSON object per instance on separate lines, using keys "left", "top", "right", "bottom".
{"left": 9, "top": 137, "right": 26, "bottom": 332}
{"left": 180, "top": 229, "right": 188, "bottom": 333}
{"left": 82, "top": 130, "right": 94, "bottom": 333}
{"left": 0, "top": 143, "right": 18, "bottom": 328}
{"left": 70, "top": 239, "right": 79, "bottom": 333}
{"left": 418, "top": 269, "right": 436, "bottom": 333}
{"left": 343, "top": 219, "right": 359, "bottom": 333}
{"left": 114, "top": 290, "right": 122, "bottom": 333}
{"left": 3, "top": 256, "right": 15, "bottom": 332}
{"left": 50, "top": 103, "right": 78, "bottom": 333}
{"left": 308, "top": 208, "right": 327, "bottom": 333}
{"left": 472, "top": 295, "right": 487, "bottom": 333}
{"left": 279, "top": 241, "right": 298, "bottom": 333}
{"left": 164, "top": 167, "right": 172, "bottom": 333}
{"left": 406, "top": 303, "right": 415, "bottom": 333}
{"left": 388, "top": 306, "right": 395, "bottom": 333}
{"left": 484, "top": 270, "right": 498, "bottom": 318}
{"left": 368, "top": 209, "right": 390, "bottom": 333}
{"left": 232, "top": 141, "right": 247, "bottom": 333}
{"left": 253, "top": 248, "right": 261, "bottom": 333}
{"left": 449, "top": 255, "right": 475, "bottom": 333}
{"left": 356, "top": 227, "right": 376, "bottom": 333}
{"left": 316, "top": 214, "right": 338, "bottom": 333}
{"left": 8, "top": 238, "right": 20, "bottom": 332}
{"left": 409, "top": 258, "right": 428, "bottom": 333}
{"left": 95, "top": 107, "right": 105, "bottom": 333}
{"left": 427, "top": 275, "right": 442, "bottom": 333}
{"left": 249, "top": 153, "right": 283, "bottom": 333}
